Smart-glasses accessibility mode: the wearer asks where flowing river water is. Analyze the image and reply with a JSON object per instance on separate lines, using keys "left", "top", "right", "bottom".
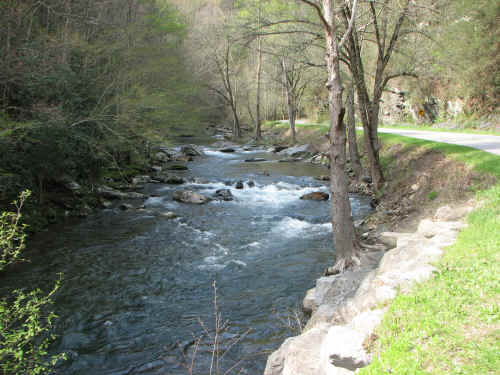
{"left": 3, "top": 140, "right": 372, "bottom": 374}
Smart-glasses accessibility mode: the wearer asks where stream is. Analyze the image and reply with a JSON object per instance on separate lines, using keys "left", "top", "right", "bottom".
{"left": 2, "top": 140, "right": 372, "bottom": 374}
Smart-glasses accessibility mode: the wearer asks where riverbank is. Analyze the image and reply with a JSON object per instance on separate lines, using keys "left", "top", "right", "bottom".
{"left": 261, "top": 123, "right": 499, "bottom": 374}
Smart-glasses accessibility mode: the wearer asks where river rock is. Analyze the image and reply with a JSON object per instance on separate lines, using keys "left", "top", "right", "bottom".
{"left": 97, "top": 186, "right": 146, "bottom": 200}
{"left": 247, "top": 180, "right": 255, "bottom": 187}
{"left": 272, "top": 145, "right": 288, "bottom": 153}
{"left": 172, "top": 190, "right": 211, "bottom": 204}
{"left": 219, "top": 147, "right": 236, "bottom": 153}
{"left": 235, "top": 181, "right": 244, "bottom": 189}
{"left": 166, "top": 164, "right": 188, "bottom": 171}
{"left": 300, "top": 192, "right": 329, "bottom": 201}
{"left": 378, "top": 232, "right": 398, "bottom": 250}
{"left": 132, "top": 175, "right": 152, "bottom": 185}
{"left": 245, "top": 157, "right": 266, "bottom": 162}
{"left": 154, "top": 151, "right": 170, "bottom": 163}
{"left": 264, "top": 323, "right": 330, "bottom": 375}
{"left": 303, "top": 288, "right": 317, "bottom": 314}
{"left": 154, "top": 174, "right": 185, "bottom": 184}
{"left": 417, "top": 219, "right": 466, "bottom": 238}
{"left": 361, "top": 175, "right": 372, "bottom": 183}
{"left": 100, "top": 199, "right": 113, "bottom": 209}
{"left": 64, "top": 181, "right": 82, "bottom": 193}
{"left": 180, "top": 144, "right": 204, "bottom": 157}
{"left": 160, "top": 211, "right": 178, "bottom": 219}
{"left": 316, "top": 175, "right": 330, "bottom": 181}
{"left": 151, "top": 165, "right": 162, "bottom": 173}
{"left": 321, "top": 326, "right": 370, "bottom": 373}
{"left": 214, "top": 189, "right": 234, "bottom": 201}
{"left": 119, "top": 203, "right": 134, "bottom": 210}
{"left": 433, "top": 205, "right": 472, "bottom": 221}
{"left": 278, "top": 144, "right": 311, "bottom": 157}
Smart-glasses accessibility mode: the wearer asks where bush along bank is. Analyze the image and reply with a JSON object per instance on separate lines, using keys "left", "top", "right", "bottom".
{"left": 262, "top": 125, "right": 499, "bottom": 375}
{"left": 0, "top": 125, "right": 209, "bottom": 232}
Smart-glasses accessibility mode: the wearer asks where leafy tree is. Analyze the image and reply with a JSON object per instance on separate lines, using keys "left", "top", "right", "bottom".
{"left": 0, "top": 191, "right": 65, "bottom": 375}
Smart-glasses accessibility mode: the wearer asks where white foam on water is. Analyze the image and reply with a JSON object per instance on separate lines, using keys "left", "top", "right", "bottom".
{"left": 230, "top": 183, "right": 328, "bottom": 207}
{"left": 271, "top": 217, "right": 331, "bottom": 238}
{"left": 197, "top": 263, "right": 226, "bottom": 271}
{"left": 197, "top": 257, "right": 247, "bottom": 271}
{"left": 226, "top": 259, "right": 247, "bottom": 267}
{"left": 177, "top": 222, "right": 216, "bottom": 241}
{"left": 240, "top": 242, "right": 261, "bottom": 249}
{"left": 203, "top": 150, "right": 239, "bottom": 158}
{"left": 144, "top": 196, "right": 165, "bottom": 206}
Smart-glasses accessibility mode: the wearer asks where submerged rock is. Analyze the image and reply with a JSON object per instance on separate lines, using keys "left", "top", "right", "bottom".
{"left": 245, "top": 157, "right": 266, "bottom": 162}
{"left": 300, "top": 192, "right": 329, "bottom": 201}
{"left": 172, "top": 190, "right": 211, "bottom": 204}
{"left": 235, "top": 181, "right": 244, "bottom": 189}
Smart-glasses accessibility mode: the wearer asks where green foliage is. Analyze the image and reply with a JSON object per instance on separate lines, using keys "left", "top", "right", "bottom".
{"left": 0, "top": 192, "right": 65, "bottom": 375}
{"left": 0, "top": 282, "right": 64, "bottom": 375}
{"left": 0, "top": 0, "right": 216, "bottom": 200}
{"left": 427, "top": 191, "right": 438, "bottom": 201}
{"left": 0, "top": 191, "right": 30, "bottom": 271}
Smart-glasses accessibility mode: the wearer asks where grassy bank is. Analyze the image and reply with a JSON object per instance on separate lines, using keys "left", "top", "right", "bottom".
{"left": 360, "top": 136, "right": 500, "bottom": 375}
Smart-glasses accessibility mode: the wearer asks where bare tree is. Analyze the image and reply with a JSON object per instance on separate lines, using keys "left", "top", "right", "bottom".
{"left": 298, "top": 0, "right": 360, "bottom": 274}
{"left": 342, "top": 0, "right": 417, "bottom": 187}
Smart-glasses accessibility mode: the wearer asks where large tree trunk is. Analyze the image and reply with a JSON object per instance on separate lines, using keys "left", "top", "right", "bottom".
{"left": 323, "top": 0, "right": 359, "bottom": 274}
{"left": 346, "top": 81, "right": 362, "bottom": 179}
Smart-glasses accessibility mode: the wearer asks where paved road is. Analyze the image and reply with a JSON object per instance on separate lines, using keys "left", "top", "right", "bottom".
{"left": 378, "top": 127, "right": 500, "bottom": 156}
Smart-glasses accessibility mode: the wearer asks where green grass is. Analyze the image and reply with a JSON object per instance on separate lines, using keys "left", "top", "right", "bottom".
{"left": 359, "top": 136, "right": 500, "bottom": 375}
{"left": 378, "top": 133, "right": 500, "bottom": 179}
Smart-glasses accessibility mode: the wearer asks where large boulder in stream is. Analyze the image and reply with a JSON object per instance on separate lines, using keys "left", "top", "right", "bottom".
{"left": 172, "top": 190, "right": 211, "bottom": 204}
{"left": 300, "top": 192, "right": 329, "bottom": 201}
{"left": 278, "top": 144, "right": 312, "bottom": 157}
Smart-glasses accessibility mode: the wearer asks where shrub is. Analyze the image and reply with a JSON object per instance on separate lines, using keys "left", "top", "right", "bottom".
{"left": 0, "top": 191, "right": 65, "bottom": 374}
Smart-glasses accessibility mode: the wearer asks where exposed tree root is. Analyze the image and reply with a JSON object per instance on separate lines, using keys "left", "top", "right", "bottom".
{"left": 324, "top": 252, "right": 361, "bottom": 276}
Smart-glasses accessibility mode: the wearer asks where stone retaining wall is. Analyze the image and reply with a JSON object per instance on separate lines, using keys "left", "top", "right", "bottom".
{"left": 264, "top": 204, "right": 473, "bottom": 375}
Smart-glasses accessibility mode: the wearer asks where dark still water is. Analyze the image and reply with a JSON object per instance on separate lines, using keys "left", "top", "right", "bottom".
{"left": 2, "top": 143, "right": 372, "bottom": 374}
